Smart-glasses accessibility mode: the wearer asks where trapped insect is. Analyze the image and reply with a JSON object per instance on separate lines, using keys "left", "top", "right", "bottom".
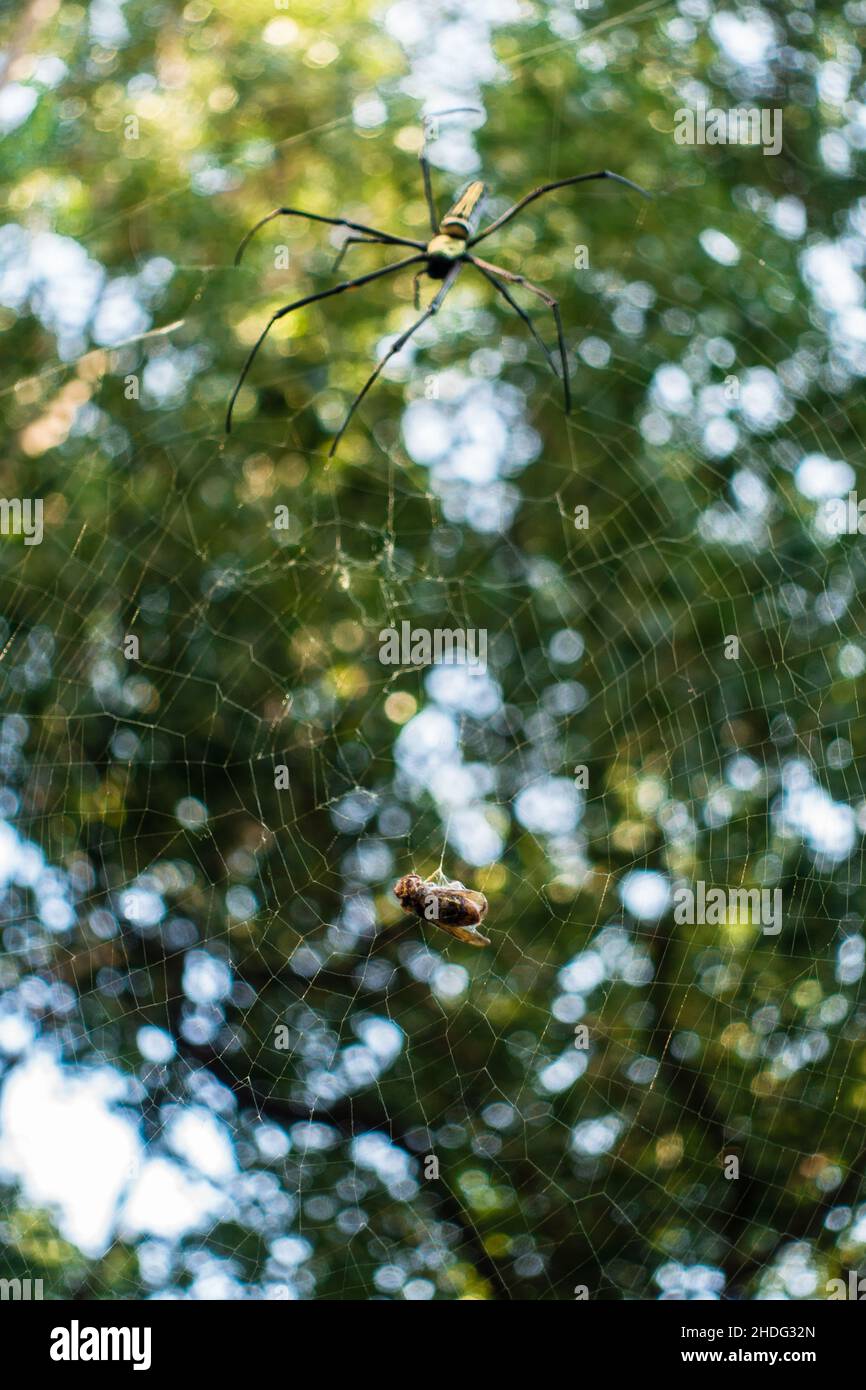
{"left": 226, "top": 108, "right": 650, "bottom": 452}
{"left": 394, "top": 872, "right": 490, "bottom": 948}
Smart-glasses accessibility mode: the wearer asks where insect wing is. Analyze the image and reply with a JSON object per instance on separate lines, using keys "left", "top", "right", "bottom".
{"left": 459, "top": 887, "right": 488, "bottom": 921}
{"left": 435, "top": 918, "right": 491, "bottom": 948}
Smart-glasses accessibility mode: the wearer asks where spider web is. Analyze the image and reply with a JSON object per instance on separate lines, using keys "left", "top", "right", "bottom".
{"left": 1, "top": 0, "right": 866, "bottom": 1303}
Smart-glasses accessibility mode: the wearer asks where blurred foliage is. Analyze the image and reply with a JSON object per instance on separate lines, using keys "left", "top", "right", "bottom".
{"left": 1, "top": 0, "right": 866, "bottom": 1300}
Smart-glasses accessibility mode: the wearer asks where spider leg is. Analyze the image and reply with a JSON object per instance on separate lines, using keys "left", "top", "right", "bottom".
{"left": 225, "top": 253, "right": 425, "bottom": 433}
{"left": 418, "top": 106, "right": 482, "bottom": 234}
{"left": 419, "top": 133, "right": 439, "bottom": 235}
{"left": 331, "top": 235, "right": 392, "bottom": 275}
{"left": 468, "top": 257, "right": 560, "bottom": 384}
{"left": 471, "top": 256, "right": 571, "bottom": 413}
{"left": 412, "top": 269, "right": 428, "bottom": 311}
{"left": 328, "top": 263, "right": 460, "bottom": 457}
{"left": 234, "top": 208, "right": 425, "bottom": 267}
{"left": 469, "top": 170, "right": 651, "bottom": 248}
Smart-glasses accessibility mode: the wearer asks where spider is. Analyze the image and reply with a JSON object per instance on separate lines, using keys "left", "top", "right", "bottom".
{"left": 226, "top": 109, "right": 650, "bottom": 454}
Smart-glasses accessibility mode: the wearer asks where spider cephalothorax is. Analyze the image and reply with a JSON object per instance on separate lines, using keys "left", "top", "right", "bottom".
{"left": 226, "top": 109, "right": 649, "bottom": 453}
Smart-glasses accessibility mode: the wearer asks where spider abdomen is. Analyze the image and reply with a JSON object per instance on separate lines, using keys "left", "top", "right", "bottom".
{"left": 439, "top": 180, "right": 486, "bottom": 238}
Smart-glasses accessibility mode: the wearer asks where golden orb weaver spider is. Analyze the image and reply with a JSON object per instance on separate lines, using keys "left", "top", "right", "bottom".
{"left": 225, "top": 109, "right": 650, "bottom": 454}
